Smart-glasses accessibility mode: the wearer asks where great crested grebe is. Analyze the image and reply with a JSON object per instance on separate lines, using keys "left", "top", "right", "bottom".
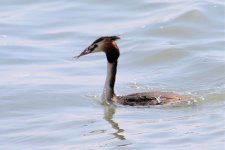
{"left": 76, "top": 36, "right": 191, "bottom": 106}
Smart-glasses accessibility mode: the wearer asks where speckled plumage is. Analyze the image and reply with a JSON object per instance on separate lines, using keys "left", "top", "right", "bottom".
{"left": 113, "top": 92, "right": 191, "bottom": 106}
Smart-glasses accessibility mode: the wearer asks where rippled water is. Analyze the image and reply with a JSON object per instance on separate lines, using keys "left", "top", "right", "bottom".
{"left": 0, "top": 0, "right": 224, "bottom": 149}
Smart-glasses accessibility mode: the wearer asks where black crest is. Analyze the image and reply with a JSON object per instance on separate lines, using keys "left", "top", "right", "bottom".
{"left": 110, "top": 36, "right": 120, "bottom": 40}
{"left": 92, "top": 36, "right": 120, "bottom": 45}
{"left": 92, "top": 37, "right": 104, "bottom": 44}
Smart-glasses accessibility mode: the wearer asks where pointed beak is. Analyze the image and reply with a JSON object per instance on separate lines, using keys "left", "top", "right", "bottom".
{"left": 74, "top": 48, "right": 92, "bottom": 59}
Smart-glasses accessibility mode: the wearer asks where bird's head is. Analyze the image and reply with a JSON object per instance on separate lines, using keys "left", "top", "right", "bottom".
{"left": 75, "top": 36, "right": 120, "bottom": 63}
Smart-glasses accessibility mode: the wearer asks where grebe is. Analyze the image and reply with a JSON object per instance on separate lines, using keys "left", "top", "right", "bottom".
{"left": 75, "top": 36, "right": 191, "bottom": 106}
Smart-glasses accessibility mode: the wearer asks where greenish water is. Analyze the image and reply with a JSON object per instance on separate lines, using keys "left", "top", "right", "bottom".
{"left": 0, "top": 0, "right": 224, "bottom": 149}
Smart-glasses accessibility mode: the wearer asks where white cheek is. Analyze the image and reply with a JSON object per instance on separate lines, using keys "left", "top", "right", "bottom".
{"left": 93, "top": 44, "right": 104, "bottom": 52}
{"left": 92, "top": 49, "right": 99, "bottom": 53}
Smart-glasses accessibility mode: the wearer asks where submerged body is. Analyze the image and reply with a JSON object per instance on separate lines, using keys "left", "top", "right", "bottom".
{"left": 76, "top": 36, "right": 191, "bottom": 106}
{"left": 113, "top": 92, "right": 190, "bottom": 106}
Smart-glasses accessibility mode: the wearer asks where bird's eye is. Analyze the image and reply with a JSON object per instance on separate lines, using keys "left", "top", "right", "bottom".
{"left": 89, "top": 44, "right": 98, "bottom": 51}
{"left": 92, "top": 44, "right": 98, "bottom": 49}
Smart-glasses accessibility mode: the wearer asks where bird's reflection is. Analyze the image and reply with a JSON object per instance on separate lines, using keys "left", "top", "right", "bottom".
{"left": 103, "top": 104, "right": 126, "bottom": 140}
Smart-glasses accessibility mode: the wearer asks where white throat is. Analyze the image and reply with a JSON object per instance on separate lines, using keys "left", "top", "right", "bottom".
{"left": 102, "top": 61, "right": 117, "bottom": 103}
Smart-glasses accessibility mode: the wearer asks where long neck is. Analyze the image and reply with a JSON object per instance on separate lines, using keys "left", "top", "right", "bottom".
{"left": 102, "top": 61, "right": 117, "bottom": 103}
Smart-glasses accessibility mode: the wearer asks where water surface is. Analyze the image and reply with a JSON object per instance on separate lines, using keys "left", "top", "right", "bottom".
{"left": 0, "top": 0, "right": 224, "bottom": 149}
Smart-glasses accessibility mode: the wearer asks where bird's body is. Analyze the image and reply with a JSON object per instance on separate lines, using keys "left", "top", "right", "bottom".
{"left": 113, "top": 92, "right": 190, "bottom": 106}
{"left": 76, "top": 36, "right": 191, "bottom": 106}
